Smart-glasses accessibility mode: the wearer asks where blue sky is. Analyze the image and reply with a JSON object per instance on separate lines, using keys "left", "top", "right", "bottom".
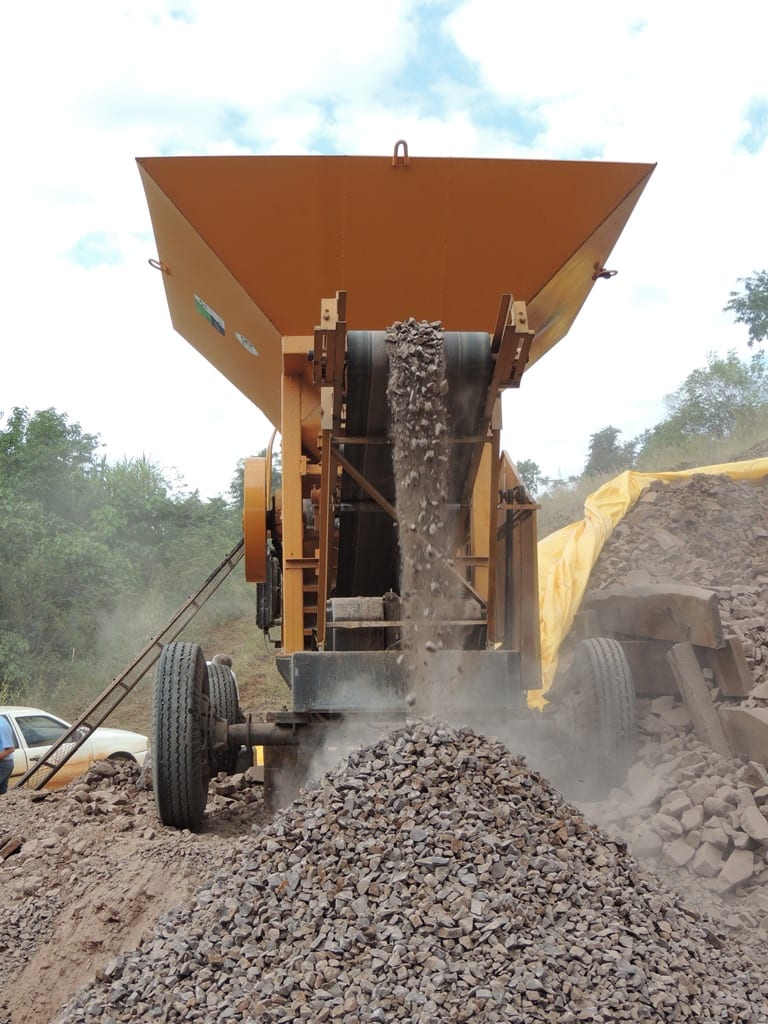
{"left": 2, "top": 1, "right": 767, "bottom": 497}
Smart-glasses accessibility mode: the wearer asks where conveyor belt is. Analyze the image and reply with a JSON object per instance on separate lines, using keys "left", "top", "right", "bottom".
{"left": 334, "top": 331, "right": 492, "bottom": 598}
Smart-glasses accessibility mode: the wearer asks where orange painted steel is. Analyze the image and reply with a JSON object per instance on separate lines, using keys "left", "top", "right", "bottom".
{"left": 138, "top": 151, "right": 654, "bottom": 668}
{"left": 137, "top": 153, "right": 655, "bottom": 431}
{"left": 243, "top": 457, "right": 268, "bottom": 583}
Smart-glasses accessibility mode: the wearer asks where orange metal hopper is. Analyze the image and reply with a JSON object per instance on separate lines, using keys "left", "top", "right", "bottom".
{"left": 137, "top": 152, "right": 654, "bottom": 428}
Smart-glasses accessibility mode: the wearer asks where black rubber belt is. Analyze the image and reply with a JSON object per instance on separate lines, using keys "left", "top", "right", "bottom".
{"left": 334, "top": 331, "right": 492, "bottom": 599}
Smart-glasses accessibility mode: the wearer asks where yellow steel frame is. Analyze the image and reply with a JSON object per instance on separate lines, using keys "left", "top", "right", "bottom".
{"left": 272, "top": 294, "right": 542, "bottom": 688}
{"left": 137, "top": 151, "right": 653, "bottom": 680}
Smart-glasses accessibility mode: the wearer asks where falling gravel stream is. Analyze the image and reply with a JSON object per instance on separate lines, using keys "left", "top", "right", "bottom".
{"left": 386, "top": 318, "right": 459, "bottom": 716}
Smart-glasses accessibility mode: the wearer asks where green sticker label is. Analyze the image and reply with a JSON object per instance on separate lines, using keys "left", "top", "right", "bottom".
{"left": 194, "top": 294, "right": 225, "bottom": 336}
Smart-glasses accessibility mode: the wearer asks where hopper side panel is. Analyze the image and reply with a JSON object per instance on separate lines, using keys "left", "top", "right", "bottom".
{"left": 138, "top": 164, "right": 284, "bottom": 427}
{"left": 138, "top": 154, "right": 654, "bottom": 360}
{"left": 526, "top": 169, "right": 655, "bottom": 368}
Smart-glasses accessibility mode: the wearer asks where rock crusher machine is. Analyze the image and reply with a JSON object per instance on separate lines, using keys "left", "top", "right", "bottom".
{"left": 138, "top": 146, "right": 655, "bottom": 830}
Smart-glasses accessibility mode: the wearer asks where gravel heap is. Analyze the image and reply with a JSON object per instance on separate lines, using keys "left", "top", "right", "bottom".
{"left": 55, "top": 721, "right": 768, "bottom": 1024}
{"left": 579, "top": 702, "right": 768, "bottom": 918}
{"left": 588, "top": 472, "right": 768, "bottom": 686}
{"left": 555, "top": 470, "right": 768, "bottom": 940}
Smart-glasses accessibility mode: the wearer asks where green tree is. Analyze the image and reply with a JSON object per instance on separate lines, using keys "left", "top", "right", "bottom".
{"left": 229, "top": 446, "right": 282, "bottom": 509}
{"left": 229, "top": 459, "right": 246, "bottom": 509}
{"left": 95, "top": 456, "right": 177, "bottom": 565}
{"left": 0, "top": 407, "right": 245, "bottom": 700}
{"left": 584, "top": 426, "right": 636, "bottom": 477}
{"left": 515, "top": 459, "right": 543, "bottom": 496}
{"left": 0, "top": 407, "right": 102, "bottom": 518}
{"left": 666, "top": 350, "right": 768, "bottom": 440}
{"left": 724, "top": 270, "right": 768, "bottom": 347}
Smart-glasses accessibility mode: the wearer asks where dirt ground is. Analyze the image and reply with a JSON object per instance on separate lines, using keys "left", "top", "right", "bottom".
{"left": 0, "top": 762, "right": 272, "bottom": 1024}
{"left": 4, "top": 450, "right": 768, "bottom": 1023}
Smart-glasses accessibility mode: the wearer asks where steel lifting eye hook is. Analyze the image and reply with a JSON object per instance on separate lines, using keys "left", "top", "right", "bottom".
{"left": 392, "top": 140, "right": 410, "bottom": 167}
{"left": 592, "top": 264, "right": 617, "bottom": 281}
{"left": 148, "top": 258, "right": 170, "bottom": 274}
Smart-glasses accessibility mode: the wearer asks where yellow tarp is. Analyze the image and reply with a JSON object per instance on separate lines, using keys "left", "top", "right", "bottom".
{"left": 529, "top": 456, "right": 768, "bottom": 708}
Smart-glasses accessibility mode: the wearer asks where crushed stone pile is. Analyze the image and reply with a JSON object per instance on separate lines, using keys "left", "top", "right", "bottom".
{"left": 55, "top": 722, "right": 768, "bottom": 1024}
{"left": 5, "top": 439, "right": 768, "bottom": 1021}
{"left": 581, "top": 705, "right": 768, "bottom": 925}
{"left": 562, "top": 470, "right": 768, "bottom": 948}
{"left": 588, "top": 472, "right": 768, "bottom": 686}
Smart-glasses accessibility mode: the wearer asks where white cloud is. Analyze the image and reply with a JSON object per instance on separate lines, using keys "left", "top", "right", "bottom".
{"left": 2, "top": 0, "right": 767, "bottom": 497}
{"left": 438, "top": 2, "right": 768, "bottom": 477}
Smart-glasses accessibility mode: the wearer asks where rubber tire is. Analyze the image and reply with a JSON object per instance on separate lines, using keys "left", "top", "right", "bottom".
{"left": 153, "top": 642, "right": 211, "bottom": 831}
{"left": 569, "top": 637, "right": 637, "bottom": 798}
{"left": 208, "top": 663, "right": 242, "bottom": 775}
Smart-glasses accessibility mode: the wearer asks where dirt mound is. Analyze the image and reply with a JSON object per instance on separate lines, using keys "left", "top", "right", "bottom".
{"left": 734, "top": 439, "right": 768, "bottom": 461}
{"left": 561, "top": 469, "right": 768, "bottom": 964}
{"left": 0, "top": 761, "right": 270, "bottom": 1024}
{"left": 589, "top": 472, "right": 768, "bottom": 685}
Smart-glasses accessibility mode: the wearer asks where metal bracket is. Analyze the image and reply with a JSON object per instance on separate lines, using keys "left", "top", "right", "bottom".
{"left": 313, "top": 290, "right": 347, "bottom": 387}
{"left": 490, "top": 293, "right": 535, "bottom": 387}
{"left": 592, "top": 263, "right": 618, "bottom": 281}
{"left": 458, "top": 294, "right": 536, "bottom": 534}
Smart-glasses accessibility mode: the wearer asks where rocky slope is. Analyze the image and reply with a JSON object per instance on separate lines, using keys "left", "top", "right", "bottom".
{"left": 561, "top": 470, "right": 768, "bottom": 959}
{"left": 0, "top": 763, "right": 270, "bottom": 1024}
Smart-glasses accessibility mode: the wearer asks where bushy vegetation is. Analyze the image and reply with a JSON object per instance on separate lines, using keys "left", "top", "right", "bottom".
{"left": 529, "top": 345, "right": 768, "bottom": 538}
{"left": 0, "top": 407, "right": 250, "bottom": 710}
{"left": 535, "top": 407, "right": 768, "bottom": 539}
{"left": 724, "top": 270, "right": 768, "bottom": 348}
{"left": 519, "top": 270, "right": 768, "bottom": 508}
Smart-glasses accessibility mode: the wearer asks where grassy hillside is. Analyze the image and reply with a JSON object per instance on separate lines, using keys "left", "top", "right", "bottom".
{"left": 109, "top": 614, "right": 287, "bottom": 739}
{"left": 535, "top": 415, "right": 768, "bottom": 539}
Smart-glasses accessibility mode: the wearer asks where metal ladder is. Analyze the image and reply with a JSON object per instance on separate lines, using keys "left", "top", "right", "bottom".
{"left": 13, "top": 538, "right": 245, "bottom": 791}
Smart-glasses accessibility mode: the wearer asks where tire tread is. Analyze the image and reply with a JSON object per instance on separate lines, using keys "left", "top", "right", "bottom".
{"left": 152, "top": 642, "right": 209, "bottom": 830}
